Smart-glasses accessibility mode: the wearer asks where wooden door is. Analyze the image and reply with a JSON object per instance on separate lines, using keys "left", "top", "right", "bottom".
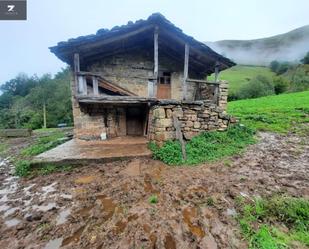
{"left": 126, "top": 108, "right": 143, "bottom": 136}
{"left": 157, "top": 72, "right": 171, "bottom": 99}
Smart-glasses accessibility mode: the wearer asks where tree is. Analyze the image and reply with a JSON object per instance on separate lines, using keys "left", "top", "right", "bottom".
{"left": 0, "top": 68, "right": 73, "bottom": 129}
{"left": 269, "top": 60, "right": 280, "bottom": 73}
{"left": 300, "top": 52, "right": 309, "bottom": 64}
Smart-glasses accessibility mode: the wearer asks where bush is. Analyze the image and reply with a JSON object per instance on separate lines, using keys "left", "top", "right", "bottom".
{"left": 273, "top": 76, "right": 290, "bottom": 94}
{"left": 15, "top": 160, "right": 31, "bottom": 177}
{"left": 287, "top": 65, "right": 309, "bottom": 92}
{"left": 239, "top": 75, "right": 275, "bottom": 99}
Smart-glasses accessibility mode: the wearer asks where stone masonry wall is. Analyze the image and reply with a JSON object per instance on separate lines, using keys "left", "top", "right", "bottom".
{"left": 86, "top": 51, "right": 197, "bottom": 100}
{"left": 73, "top": 104, "right": 126, "bottom": 140}
{"left": 199, "top": 80, "right": 229, "bottom": 108}
{"left": 149, "top": 101, "right": 235, "bottom": 143}
{"left": 71, "top": 71, "right": 126, "bottom": 141}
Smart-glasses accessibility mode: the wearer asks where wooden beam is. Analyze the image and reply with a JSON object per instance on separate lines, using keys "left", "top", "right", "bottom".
{"left": 186, "top": 78, "right": 220, "bottom": 85}
{"left": 77, "top": 95, "right": 157, "bottom": 104}
{"left": 183, "top": 43, "right": 189, "bottom": 100}
{"left": 153, "top": 26, "right": 159, "bottom": 97}
{"left": 92, "top": 76, "right": 99, "bottom": 96}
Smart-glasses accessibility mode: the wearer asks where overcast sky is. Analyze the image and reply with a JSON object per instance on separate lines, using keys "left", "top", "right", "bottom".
{"left": 0, "top": 0, "right": 308, "bottom": 84}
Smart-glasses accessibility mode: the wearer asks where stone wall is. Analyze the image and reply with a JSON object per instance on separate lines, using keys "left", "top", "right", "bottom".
{"left": 148, "top": 101, "right": 235, "bottom": 143}
{"left": 86, "top": 51, "right": 198, "bottom": 100}
{"left": 73, "top": 104, "right": 126, "bottom": 140}
{"left": 198, "top": 80, "right": 229, "bottom": 108}
{"left": 218, "top": 80, "right": 228, "bottom": 109}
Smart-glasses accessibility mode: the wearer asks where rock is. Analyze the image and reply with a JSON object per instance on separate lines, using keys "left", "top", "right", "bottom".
{"left": 173, "top": 108, "right": 183, "bottom": 118}
{"left": 166, "top": 109, "right": 173, "bottom": 118}
{"left": 193, "top": 122, "right": 201, "bottom": 129}
{"left": 29, "top": 213, "right": 43, "bottom": 221}
{"left": 154, "top": 118, "right": 173, "bottom": 128}
{"left": 184, "top": 131, "right": 198, "bottom": 140}
{"left": 153, "top": 108, "right": 166, "bottom": 118}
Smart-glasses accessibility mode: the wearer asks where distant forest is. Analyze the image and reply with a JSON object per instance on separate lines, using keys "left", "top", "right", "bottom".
{"left": 0, "top": 68, "right": 73, "bottom": 129}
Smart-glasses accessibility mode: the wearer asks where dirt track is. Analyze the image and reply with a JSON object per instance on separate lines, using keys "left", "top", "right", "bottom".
{"left": 0, "top": 132, "right": 308, "bottom": 249}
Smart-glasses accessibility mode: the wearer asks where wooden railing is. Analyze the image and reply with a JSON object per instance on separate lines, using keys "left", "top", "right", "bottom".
{"left": 76, "top": 71, "right": 100, "bottom": 96}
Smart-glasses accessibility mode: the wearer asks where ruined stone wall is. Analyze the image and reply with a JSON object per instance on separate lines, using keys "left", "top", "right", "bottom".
{"left": 149, "top": 102, "right": 234, "bottom": 143}
{"left": 198, "top": 80, "right": 229, "bottom": 108}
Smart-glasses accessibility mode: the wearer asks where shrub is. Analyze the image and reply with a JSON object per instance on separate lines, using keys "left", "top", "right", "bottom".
{"left": 276, "top": 62, "right": 292, "bottom": 75}
{"left": 287, "top": 65, "right": 309, "bottom": 92}
{"left": 15, "top": 160, "right": 31, "bottom": 177}
{"left": 239, "top": 75, "right": 275, "bottom": 99}
{"left": 273, "top": 76, "right": 290, "bottom": 94}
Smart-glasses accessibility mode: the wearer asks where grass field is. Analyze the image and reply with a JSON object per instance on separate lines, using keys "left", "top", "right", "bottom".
{"left": 228, "top": 91, "right": 309, "bottom": 133}
{"left": 210, "top": 65, "right": 275, "bottom": 95}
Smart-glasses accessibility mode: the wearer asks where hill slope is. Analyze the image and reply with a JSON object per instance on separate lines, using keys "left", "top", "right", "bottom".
{"left": 207, "top": 25, "right": 309, "bottom": 65}
{"left": 209, "top": 65, "right": 275, "bottom": 96}
{"left": 228, "top": 90, "right": 309, "bottom": 133}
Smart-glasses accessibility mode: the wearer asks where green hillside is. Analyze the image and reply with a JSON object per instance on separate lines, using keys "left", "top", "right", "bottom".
{"left": 214, "top": 65, "right": 275, "bottom": 96}
{"left": 228, "top": 91, "right": 309, "bottom": 133}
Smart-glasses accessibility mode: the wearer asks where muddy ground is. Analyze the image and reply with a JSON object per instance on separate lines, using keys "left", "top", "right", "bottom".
{"left": 0, "top": 132, "right": 308, "bottom": 249}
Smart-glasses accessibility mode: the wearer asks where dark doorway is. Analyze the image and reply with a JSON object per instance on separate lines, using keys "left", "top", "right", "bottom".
{"left": 126, "top": 107, "right": 144, "bottom": 136}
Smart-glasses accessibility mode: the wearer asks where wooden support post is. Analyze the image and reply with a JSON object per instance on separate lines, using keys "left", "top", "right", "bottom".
{"left": 214, "top": 62, "right": 220, "bottom": 82}
{"left": 213, "top": 85, "right": 219, "bottom": 105}
{"left": 73, "top": 53, "right": 80, "bottom": 73}
{"left": 183, "top": 43, "right": 189, "bottom": 100}
{"left": 92, "top": 76, "right": 99, "bottom": 96}
{"left": 83, "top": 77, "right": 87, "bottom": 95}
{"left": 74, "top": 53, "right": 81, "bottom": 94}
{"left": 173, "top": 115, "right": 187, "bottom": 161}
{"left": 153, "top": 27, "right": 159, "bottom": 97}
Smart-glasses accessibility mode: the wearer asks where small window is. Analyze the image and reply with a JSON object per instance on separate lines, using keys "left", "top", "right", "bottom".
{"left": 159, "top": 72, "right": 171, "bottom": 84}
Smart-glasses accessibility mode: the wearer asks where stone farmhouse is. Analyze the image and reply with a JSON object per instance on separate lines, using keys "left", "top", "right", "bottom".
{"left": 50, "top": 13, "right": 236, "bottom": 143}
